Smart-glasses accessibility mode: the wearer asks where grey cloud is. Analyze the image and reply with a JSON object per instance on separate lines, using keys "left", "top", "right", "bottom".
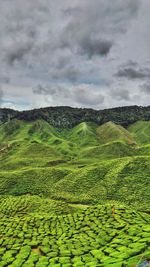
{"left": 6, "top": 42, "right": 33, "bottom": 66}
{"left": 48, "top": 53, "right": 101, "bottom": 83}
{"left": 125, "top": 60, "right": 138, "bottom": 67}
{"left": 116, "top": 65, "right": 150, "bottom": 80}
{"left": 32, "top": 84, "right": 105, "bottom": 107}
{"left": 0, "top": 88, "right": 4, "bottom": 107}
{"left": 61, "top": 0, "right": 139, "bottom": 58}
{"left": 74, "top": 86, "right": 105, "bottom": 105}
{"left": 1, "top": 0, "right": 149, "bottom": 110}
{"left": 33, "top": 84, "right": 68, "bottom": 97}
{"left": 32, "top": 85, "right": 48, "bottom": 95}
{"left": 63, "top": 7, "right": 81, "bottom": 17}
{"left": 0, "top": 0, "right": 140, "bottom": 75}
{"left": 80, "top": 38, "right": 113, "bottom": 57}
{"left": 141, "top": 81, "right": 150, "bottom": 94}
{"left": 110, "top": 89, "right": 130, "bottom": 101}
{"left": 50, "top": 64, "right": 81, "bottom": 82}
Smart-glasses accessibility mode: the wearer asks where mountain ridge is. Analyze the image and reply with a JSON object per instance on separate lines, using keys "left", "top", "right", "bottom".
{"left": 0, "top": 105, "right": 150, "bottom": 128}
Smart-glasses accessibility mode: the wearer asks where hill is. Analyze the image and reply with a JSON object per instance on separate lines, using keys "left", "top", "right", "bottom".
{"left": 97, "top": 121, "right": 136, "bottom": 145}
{"left": 128, "top": 120, "right": 150, "bottom": 145}
{"left": 0, "top": 108, "right": 18, "bottom": 124}
{"left": 0, "top": 109, "right": 150, "bottom": 266}
{"left": 0, "top": 105, "right": 150, "bottom": 128}
{"left": 0, "top": 118, "right": 150, "bottom": 210}
{"left": 0, "top": 118, "right": 142, "bottom": 169}
{"left": 67, "top": 122, "right": 98, "bottom": 147}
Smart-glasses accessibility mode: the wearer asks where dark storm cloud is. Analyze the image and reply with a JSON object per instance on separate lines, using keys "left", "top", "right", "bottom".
{"left": 116, "top": 65, "right": 150, "bottom": 80}
{"left": 79, "top": 38, "right": 113, "bottom": 57}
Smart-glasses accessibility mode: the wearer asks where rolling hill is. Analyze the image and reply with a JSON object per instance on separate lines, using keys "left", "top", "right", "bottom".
{"left": 0, "top": 106, "right": 150, "bottom": 266}
{"left": 128, "top": 120, "right": 150, "bottom": 145}
{"left": 0, "top": 117, "right": 149, "bottom": 209}
{"left": 96, "top": 121, "right": 136, "bottom": 145}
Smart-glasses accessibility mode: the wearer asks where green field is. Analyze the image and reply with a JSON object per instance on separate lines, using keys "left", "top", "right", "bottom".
{"left": 0, "top": 118, "right": 150, "bottom": 266}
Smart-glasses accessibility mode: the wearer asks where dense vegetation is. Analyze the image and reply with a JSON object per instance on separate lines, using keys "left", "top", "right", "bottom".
{"left": 0, "top": 105, "right": 150, "bottom": 128}
{"left": 0, "top": 107, "right": 150, "bottom": 266}
{"left": 1, "top": 201, "right": 150, "bottom": 267}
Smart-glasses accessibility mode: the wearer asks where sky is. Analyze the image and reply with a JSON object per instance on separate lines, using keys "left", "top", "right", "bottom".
{"left": 0, "top": 0, "right": 150, "bottom": 110}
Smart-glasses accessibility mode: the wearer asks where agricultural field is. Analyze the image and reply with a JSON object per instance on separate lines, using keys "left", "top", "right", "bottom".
{"left": 0, "top": 199, "right": 150, "bottom": 267}
{"left": 0, "top": 117, "right": 150, "bottom": 266}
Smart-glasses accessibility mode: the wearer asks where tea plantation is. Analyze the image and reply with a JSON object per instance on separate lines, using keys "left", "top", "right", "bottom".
{"left": 1, "top": 200, "right": 150, "bottom": 267}
{"left": 0, "top": 118, "right": 150, "bottom": 266}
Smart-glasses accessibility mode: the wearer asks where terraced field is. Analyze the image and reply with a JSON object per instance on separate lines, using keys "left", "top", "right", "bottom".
{"left": 0, "top": 118, "right": 150, "bottom": 266}
{"left": 0, "top": 199, "right": 150, "bottom": 267}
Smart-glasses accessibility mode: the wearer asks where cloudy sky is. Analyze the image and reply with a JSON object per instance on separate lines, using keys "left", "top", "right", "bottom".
{"left": 0, "top": 0, "right": 150, "bottom": 110}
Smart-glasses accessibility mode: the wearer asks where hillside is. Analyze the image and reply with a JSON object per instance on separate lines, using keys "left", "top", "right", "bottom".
{"left": 0, "top": 118, "right": 145, "bottom": 169}
{"left": 128, "top": 121, "right": 150, "bottom": 145}
{"left": 0, "top": 118, "right": 149, "bottom": 209}
{"left": 0, "top": 110, "right": 150, "bottom": 266}
{"left": 97, "top": 121, "right": 136, "bottom": 145}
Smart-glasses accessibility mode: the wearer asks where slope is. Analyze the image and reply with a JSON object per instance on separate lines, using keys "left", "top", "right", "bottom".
{"left": 97, "top": 121, "right": 136, "bottom": 145}
{"left": 128, "top": 120, "right": 150, "bottom": 145}
{"left": 51, "top": 156, "right": 150, "bottom": 210}
{"left": 0, "top": 156, "right": 149, "bottom": 211}
{"left": 0, "top": 119, "right": 68, "bottom": 169}
{"left": 80, "top": 141, "right": 135, "bottom": 160}
{"left": 67, "top": 122, "right": 99, "bottom": 146}
{"left": 0, "top": 119, "right": 139, "bottom": 169}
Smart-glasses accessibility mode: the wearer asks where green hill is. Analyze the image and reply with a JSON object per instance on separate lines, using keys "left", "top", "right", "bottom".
{"left": 0, "top": 119, "right": 139, "bottom": 169}
{"left": 0, "top": 118, "right": 149, "bottom": 210}
{"left": 128, "top": 120, "right": 150, "bottom": 145}
{"left": 67, "top": 122, "right": 98, "bottom": 147}
{"left": 80, "top": 141, "right": 135, "bottom": 160}
{"left": 97, "top": 121, "right": 136, "bottom": 146}
{"left": 0, "top": 114, "right": 150, "bottom": 266}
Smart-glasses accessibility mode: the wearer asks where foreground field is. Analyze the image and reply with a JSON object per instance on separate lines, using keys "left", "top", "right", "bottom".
{"left": 0, "top": 199, "right": 150, "bottom": 267}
